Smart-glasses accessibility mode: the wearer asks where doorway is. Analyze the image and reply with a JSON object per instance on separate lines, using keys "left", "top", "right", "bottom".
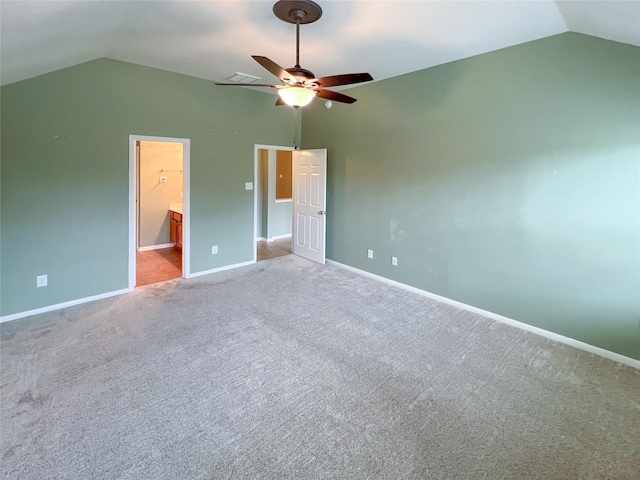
{"left": 253, "top": 145, "right": 327, "bottom": 264}
{"left": 254, "top": 145, "right": 296, "bottom": 262}
{"left": 129, "top": 135, "right": 190, "bottom": 289}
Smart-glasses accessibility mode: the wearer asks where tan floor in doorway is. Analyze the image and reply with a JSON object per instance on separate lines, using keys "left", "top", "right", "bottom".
{"left": 257, "top": 238, "right": 292, "bottom": 261}
{"left": 136, "top": 247, "right": 182, "bottom": 286}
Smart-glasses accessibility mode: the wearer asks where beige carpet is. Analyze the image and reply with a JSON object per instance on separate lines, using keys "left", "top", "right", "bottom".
{"left": 1, "top": 254, "right": 639, "bottom": 479}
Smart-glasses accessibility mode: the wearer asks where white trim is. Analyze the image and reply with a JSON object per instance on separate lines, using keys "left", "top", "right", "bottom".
{"left": 0, "top": 288, "right": 132, "bottom": 323}
{"left": 3, "top": 258, "right": 257, "bottom": 322}
{"left": 256, "top": 235, "right": 291, "bottom": 243}
{"left": 137, "top": 243, "right": 174, "bottom": 252}
{"left": 257, "top": 236, "right": 291, "bottom": 243}
{"left": 253, "top": 144, "right": 296, "bottom": 263}
{"left": 274, "top": 198, "right": 292, "bottom": 203}
{"left": 326, "top": 259, "right": 640, "bottom": 370}
{"left": 129, "top": 135, "right": 191, "bottom": 288}
{"left": 182, "top": 140, "right": 191, "bottom": 279}
{"left": 262, "top": 233, "right": 293, "bottom": 243}
{"left": 186, "top": 260, "right": 255, "bottom": 279}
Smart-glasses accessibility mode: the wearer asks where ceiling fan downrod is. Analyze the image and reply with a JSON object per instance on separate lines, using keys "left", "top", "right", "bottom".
{"left": 295, "top": 15, "right": 301, "bottom": 67}
{"left": 273, "top": 0, "right": 322, "bottom": 77}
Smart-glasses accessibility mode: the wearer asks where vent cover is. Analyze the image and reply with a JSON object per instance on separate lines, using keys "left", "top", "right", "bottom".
{"left": 224, "top": 72, "right": 261, "bottom": 84}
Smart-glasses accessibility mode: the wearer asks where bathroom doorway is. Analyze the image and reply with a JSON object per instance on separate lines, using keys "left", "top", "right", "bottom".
{"left": 129, "top": 135, "right": 190, "bottom": 289}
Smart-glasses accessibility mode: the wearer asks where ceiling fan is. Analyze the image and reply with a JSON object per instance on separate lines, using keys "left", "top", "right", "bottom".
{"left": 215, "top": 0, "right": 373, "bottom": 108}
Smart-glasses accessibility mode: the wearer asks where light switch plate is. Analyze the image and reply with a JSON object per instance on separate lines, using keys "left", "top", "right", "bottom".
{"left": 245, "top": 182, "right": 253, "bottom": 190}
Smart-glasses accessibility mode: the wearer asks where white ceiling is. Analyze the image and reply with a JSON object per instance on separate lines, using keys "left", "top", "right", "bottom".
{"left": 1, "top": 0, "right": 638, "bottom": 88}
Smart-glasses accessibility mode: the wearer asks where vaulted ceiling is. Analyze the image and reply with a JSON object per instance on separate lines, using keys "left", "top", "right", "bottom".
{"left": 1, "top": 1, "right": 638, "bottom": 88}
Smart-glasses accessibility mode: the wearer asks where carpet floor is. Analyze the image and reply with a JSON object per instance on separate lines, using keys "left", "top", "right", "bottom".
{"left": 1, "top": 255, "right": 638, "bottom": 479}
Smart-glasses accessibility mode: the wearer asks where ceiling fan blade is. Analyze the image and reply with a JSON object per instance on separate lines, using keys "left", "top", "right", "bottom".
{"left": 314, "top": 88, "right": 357, "bottom": 104}
{"left": 309, "top": 73, "right": 373, "bottom": 88}
{"left": 252, "top": 55, "right": 297, "bottom": 83}
{"left": 215, "top": 83, "right": 279, "bottom": 87}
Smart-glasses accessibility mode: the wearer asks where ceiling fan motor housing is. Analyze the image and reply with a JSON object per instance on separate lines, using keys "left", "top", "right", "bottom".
{"left": 286, "top": 66, "right": 316, "bottom": 83}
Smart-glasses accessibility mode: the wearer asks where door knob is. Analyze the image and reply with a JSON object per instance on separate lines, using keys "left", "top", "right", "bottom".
{"left": 317, "top": 211, "right": 326, "bottom": 215}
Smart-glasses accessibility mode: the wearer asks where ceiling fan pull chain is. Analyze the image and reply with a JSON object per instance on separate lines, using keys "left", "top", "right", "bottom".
{"left": 293, "top": 106, "right": 299, "bottom": 150}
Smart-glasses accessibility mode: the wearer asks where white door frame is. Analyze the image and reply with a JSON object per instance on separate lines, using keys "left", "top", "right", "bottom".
{"left": 128, "top": 135, "right": 191, "bottom": 288}
{"left": 253, "top": 144, "right": 296, "bottom": 263}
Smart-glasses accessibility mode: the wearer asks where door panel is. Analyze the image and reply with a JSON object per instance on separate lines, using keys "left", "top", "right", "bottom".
{"left": 292, "top": 149, "right": 327, "bottom": 264}
{"left": 297, "top": 172, "right": 308, "bottom": 205}
{"left": 310, "top": 217, "right": 320, "bottom": 251}
{"left": 310, "top": 172, "right": 321, "bottom": 207}
{"left": 296, "top": 213, "right": 307, "bottom": 247}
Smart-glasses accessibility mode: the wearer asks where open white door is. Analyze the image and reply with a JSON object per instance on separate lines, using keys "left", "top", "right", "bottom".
{"left": 292, "top": 149, "right": 327, "bottom": 264}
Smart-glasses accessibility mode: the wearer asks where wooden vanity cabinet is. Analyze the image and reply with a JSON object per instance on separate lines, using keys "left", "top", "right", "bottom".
{"left": 170, "top": 211, "right": 183, "bottom": 250}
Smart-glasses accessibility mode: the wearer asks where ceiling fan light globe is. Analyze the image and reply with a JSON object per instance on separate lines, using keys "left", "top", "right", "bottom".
{"left": 278, "top": 86, "right": 316, "bottom": 107}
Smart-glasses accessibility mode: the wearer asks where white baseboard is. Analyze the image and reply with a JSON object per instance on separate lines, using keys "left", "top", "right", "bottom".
{"left": 257, "top": 234, "right": 292, "bottom": 243}
{"left": 326, "top": 260, "right": 640, "bottom": 370}
{"left": 137, "top": 243, "right": 174, "bottom": 252}
{"left": 0, "top": 288, "right": 132, "bottom": 323}
{"left": 186, "top": 260, "right": 255, "bottom": 279}
{"left": 269, "top": 234, "right": 292, "bottom": 242}
{"left": 1, "top": 259, "right": 255, "bottom": 323}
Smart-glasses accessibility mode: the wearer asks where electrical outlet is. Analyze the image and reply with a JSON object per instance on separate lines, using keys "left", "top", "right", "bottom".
{"left": 212, "top": 245, "right": 218, "bottom": 254}
{"left": 392, "top": 256, "right": 398, "bottom": 266}
{"left": 367, "top": 249, "right": 374, "bottom": 259}
{"left": 37, "top": 275, "right": 48, "bottom": 287}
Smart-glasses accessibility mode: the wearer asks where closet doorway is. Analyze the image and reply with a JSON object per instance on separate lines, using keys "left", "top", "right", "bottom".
{"left": 128, "top": 135, "right": 190, "bottom": 289}
{"left": 254, "top": 145, "right": 295, "bottom": 262}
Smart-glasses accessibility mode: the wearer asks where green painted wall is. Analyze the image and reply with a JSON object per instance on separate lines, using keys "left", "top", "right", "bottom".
{"left": 303, "top": 33, "right": 640, "bottom": 360}
{"left": 1, "top": 58, "right": 294, "bottom": 316}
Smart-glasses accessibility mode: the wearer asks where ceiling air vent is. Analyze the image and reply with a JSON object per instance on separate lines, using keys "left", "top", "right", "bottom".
{"left": 224, "top": 72, "right": 261, "bottom": 84}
